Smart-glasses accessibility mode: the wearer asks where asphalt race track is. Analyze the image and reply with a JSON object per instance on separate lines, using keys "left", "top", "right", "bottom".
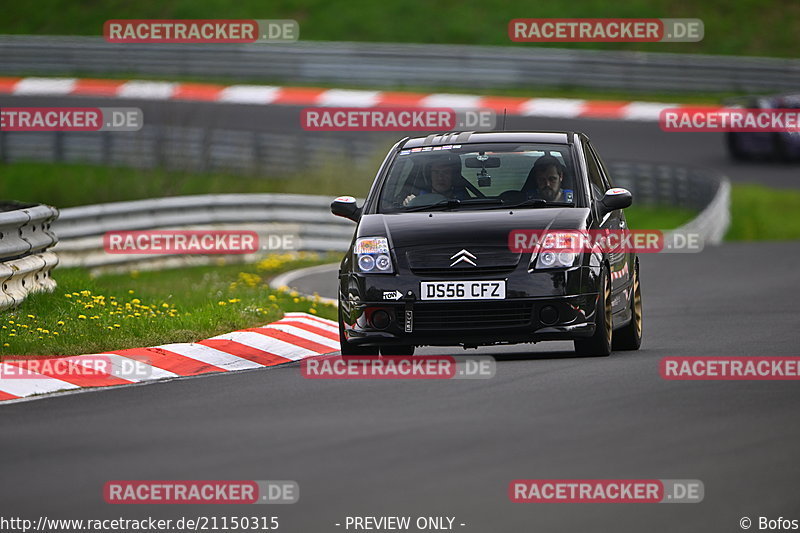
{"left": 2, "top": 94, "right": 799, "bottom": 532}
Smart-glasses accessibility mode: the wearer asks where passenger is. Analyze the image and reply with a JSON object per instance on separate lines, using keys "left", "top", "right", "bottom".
{"left": 403, "top": 155, "right": 470, "bottom": 206}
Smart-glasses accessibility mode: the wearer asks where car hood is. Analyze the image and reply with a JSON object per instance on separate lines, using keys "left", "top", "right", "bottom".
{"left": 357, "top": 208, "right": 591, "bottom": 249}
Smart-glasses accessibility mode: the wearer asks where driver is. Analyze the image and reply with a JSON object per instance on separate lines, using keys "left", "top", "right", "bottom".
{"left": 403, "top": 154, "right": 469, "bottom": 206}
{"left": 529, "top": 155, "right": 568, "bottom": 202}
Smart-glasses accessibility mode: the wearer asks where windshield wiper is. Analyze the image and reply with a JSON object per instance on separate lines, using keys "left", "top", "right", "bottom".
{"left": 496, "top": 199, "right": 574, "bottom": 210}
{"left": 404, "top": 198, "right": 502, "bottom": 212}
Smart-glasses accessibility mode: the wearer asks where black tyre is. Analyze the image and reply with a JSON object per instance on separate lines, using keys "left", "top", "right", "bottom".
{"left": 338, "top": 307, "right": 379, "bottom": 356}
{"left": 574, "top": 267, "right": 612, "bottom": 357}
{"left": 612, "top": 260, "right": 643, "bottom": 351}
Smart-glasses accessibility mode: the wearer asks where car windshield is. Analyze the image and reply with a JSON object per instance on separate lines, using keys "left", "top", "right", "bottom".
{"left": 377, "top": 143, "right": 579, "bottom": 213}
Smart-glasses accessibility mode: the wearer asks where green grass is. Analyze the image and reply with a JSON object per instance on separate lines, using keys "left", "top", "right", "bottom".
{"left": 726, "top": 184, "right": 800, "bottom": 240}
{"left": 2, "top": 0, "right": 797, "bottom": 58}
{"left": 624, "top": 205, "right": 696, "bottom": 229}
{"left": 0, "top": 254, "right": 339, "bottom": 356}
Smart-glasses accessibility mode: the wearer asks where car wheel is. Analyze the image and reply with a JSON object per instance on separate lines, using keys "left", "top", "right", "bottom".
{"left": 574, "top": 267, "right": 612, "bottom": 357}
{"left": 612, "top": 260, "right": 643, "bottom": 351}
{"left": 338, "top": 307, "right": 379, "bottom": 356}
{"left": 380, "top": 345, "right": 415, "bottom": 356}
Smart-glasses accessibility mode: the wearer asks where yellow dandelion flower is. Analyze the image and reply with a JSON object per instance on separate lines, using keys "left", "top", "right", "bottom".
{"left": 78, "top": 315, "right": 87, "bottom": 320}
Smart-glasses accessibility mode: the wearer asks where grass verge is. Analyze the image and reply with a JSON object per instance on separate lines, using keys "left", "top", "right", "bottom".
{"left": 0, "top": 252, "right": 339, "bottom": 356}
{"left": 3, "top": 0, "right": 798, "bottom": 58}
{"left": 727, "top": 184, "right": 800, "bottom": 241}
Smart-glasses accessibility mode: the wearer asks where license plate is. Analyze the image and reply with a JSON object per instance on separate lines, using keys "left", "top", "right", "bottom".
{"left": 420, "top": 280, "right": 506, "bottom": 300}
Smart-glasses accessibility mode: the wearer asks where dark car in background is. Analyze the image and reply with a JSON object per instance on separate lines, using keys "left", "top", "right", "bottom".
{"left": 330, "top": 131, "right": 643, "bottom": 357}
{"left": 726, "top": 94, "right": 800, "bottom": 161}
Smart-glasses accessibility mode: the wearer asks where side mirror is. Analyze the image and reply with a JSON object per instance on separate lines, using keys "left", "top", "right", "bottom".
{"left": 330, "top": 195, "right": 362, "bottom": 222}
{"left": 598, "top": 188, "right": 632, "bottom": 216}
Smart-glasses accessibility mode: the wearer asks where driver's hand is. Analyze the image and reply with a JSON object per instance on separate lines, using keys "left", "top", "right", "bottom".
{"left": 403, "top": 194, "right": 416, "bottom": 206}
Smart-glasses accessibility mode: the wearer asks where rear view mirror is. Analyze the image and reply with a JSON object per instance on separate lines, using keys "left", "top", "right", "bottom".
{"left": 598, "top": 188, "right": 632, "bottom": 215}
{"left": 330, "top": 195, "right": 362, "bottom": 222}
{"left": 464, "top": 156, "right": 501, "bottom": 168}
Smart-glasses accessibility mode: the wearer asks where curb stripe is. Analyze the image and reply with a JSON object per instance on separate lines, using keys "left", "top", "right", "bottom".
{"left": 0, "top": 363, "right": 80, "bottom": 396}
{"left": 263, "top": 324, "right": 340, "bottom": 349}
{"left": 209, "top": 331, "right": 319, "bottom": 361}
{"left": 156, "top": 342, "right": 264, "bottom": 371}
{"left": 246, "top": 327, "right": 335, "bottom": 354}
{"left": 0, "top": 390, "right": 19, "bottom": 401}
{"left": 0, "top": 314, "right": 337, "bottom": 404}
{"left": 0, "top": 76, "right": 710, "bottom": 122}
{"left": 110, "top": 347, "right": 223, "bottom": 376}
{"left": 4, "top": 358, "right": 133, "bottom": 388}
{"left": 197, "top": 339, "right": 293, "bottom": 366}
{"left": 274, "top": 319, "right": 339, "bottom": 340}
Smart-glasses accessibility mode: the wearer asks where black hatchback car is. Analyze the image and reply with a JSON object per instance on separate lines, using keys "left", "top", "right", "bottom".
{"left": 331, "top": 131, "right": 642, "bottom": 357}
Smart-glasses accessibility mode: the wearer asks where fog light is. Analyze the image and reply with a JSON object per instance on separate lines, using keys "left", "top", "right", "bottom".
{"left": 539, "top": 305, "right": 559, "bottom": 326}
{"left": 370, "top": 309, "right": 391, "bottom": 329}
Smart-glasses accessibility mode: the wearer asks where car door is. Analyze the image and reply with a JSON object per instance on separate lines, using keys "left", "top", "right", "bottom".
{"left": 583, "top": 141, "right": 631, "bottom": 315}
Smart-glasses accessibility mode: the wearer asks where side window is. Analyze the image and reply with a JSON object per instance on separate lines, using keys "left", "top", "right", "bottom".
{"left": 582, "top": 144, "right": 606, "bottom": 201}
{"left": 379, "top": 158, "right": 415, "bottom": 210}
{"left": 588, "top": 143, "right": 613, "bottom": 189}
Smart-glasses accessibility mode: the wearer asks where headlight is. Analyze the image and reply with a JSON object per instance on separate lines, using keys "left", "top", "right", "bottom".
{"left": 531, "top": 233, "right": 581, "bottom": 270}
{"left": 355, "top": 237, "right": 394, "bottom": 274}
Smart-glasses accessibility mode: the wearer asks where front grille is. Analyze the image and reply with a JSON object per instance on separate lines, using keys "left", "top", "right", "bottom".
{"left": 397, "top": 301, "right": 533, "bottom": 331}
{"left": 406, "top": 248, "right": 520, "bottom": 276}
{"left": 410, "top": 265, "right": 516, "bottom": 276}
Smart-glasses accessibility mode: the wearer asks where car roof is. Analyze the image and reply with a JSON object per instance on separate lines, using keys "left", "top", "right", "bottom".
{"left": 400, "top": 131, "right": 575, "bottom": 149}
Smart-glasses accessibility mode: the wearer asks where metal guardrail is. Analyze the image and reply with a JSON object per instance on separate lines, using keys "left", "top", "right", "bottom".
{"left": 0, "top": 202, "right": 60, "bottom": 310}
{"left": 53, "top": 194, "right": 355, "bottom": 269}
{"left": 1, "top": 35, "right": 799, "bottom": 93}
{"left": 52, "top": 161, "right": 730, "bottom": 271}
{"left": 610, "top": 161, "right": 730, "bottom": 245}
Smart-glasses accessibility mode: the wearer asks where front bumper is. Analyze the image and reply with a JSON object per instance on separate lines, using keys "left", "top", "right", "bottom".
{"left": 340, "top": 266, "right": 600, "bottom": 347}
